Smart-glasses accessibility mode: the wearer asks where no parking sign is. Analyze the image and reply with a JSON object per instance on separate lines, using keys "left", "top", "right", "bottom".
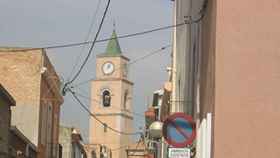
{"left": 163, "top": 112, "right": 196, "bottom": 148}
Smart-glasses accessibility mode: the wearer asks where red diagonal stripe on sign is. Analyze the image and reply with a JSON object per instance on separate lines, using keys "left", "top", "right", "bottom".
{"left": 167, "top": 118, "right": 191, "bottom": 141}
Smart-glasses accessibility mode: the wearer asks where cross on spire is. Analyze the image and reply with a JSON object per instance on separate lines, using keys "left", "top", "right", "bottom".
{"left": 113, "top": 20, "right": 116, "bottom": 31}
{"left": 104, "top": 21, "right": 122, "bottom": 55}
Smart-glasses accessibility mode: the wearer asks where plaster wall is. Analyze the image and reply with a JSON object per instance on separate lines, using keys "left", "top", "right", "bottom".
{"left": 213, "top": 0, "right": 280, "bottom": 157}
{"left": 0, "top": 49, "right": 63, "bottom": 158}
{"left": 199, "top": 0, "right": 280, "bottom": 157}
{"left": 0, "top": 50, "right": 42, "bottom": 145}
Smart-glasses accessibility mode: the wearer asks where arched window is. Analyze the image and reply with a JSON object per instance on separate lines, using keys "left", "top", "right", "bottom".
{"left": 102, "top": 90, "right": 111, "bottom": 107}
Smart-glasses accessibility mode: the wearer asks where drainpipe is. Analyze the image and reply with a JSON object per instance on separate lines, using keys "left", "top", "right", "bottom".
{"left": 25, "top": 144, "right": 30, "bottom": 157}
{"left": 185, "top": 0, "right": 194, "bottom": 116}
{"left": 171, "top": 0, "right": 193, "bottom": 114}
{"left": 171, "top": 0, "right": 177, "bottom": 113}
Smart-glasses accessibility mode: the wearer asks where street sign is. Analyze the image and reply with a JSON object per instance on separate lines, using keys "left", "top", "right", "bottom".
{"left": 163, "top": 112, "right": 195, "bottom": 148}
{"left": 168, "top": 148, "right": 191, "bottom": 158}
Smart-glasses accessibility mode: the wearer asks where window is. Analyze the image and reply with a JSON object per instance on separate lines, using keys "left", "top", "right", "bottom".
{"left": 103, "top": 123, "right": 108, "bottom": 133}
{"left": 45, "top": 104, "right": 53, "bottom": 158}
{"left": 91, "top": 151, "right": 97, "bottom": 158}
{"left": 102, "top": 90, "right": 111, "bottom": 107}
{"left": 124, "top": 90, "right": 128, "bottom": 109}
{"left": 123, "top": 63, "right": 128, "bottom": 77}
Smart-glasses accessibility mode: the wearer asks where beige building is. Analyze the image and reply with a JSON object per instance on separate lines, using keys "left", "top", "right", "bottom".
{"left": 59, "top": 126, "right": 87, "bottom": 158}
{"left": 172, "top": 0, "right": 280, "bottom": 158}
{"left": 198, "top": 0, "right": 280, "bottom": 157}
{"left": 88, "top": 30, "right": 134, "bottom": 158}
{"left": 0, "top": 48, "right": 64, "bottom": 158}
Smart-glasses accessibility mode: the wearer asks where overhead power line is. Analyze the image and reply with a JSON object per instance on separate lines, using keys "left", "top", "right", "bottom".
{"left": 73, "top": 90, "right": 146, "bottom": 118}
{"left": 111, "top": 137, "right": 144, "bottom": 152}
{"left": 67, "top": 0, "right": 102, "bottom": 81}
{"left": 127, "top": 139, "right": 142, "bottom": 156}
{"left": 4, "top": 23, "right": 183, "bottom": 53}
{"left": 65, "top": 0, "right": 111, "bottom": 87}
{"left": 69, "top": 89, "right": 141, "bottom": 136}
{"left": 72, "top": 44, "right": 171, "bottom": 87}
{"left": 2, "top": 0, "right": 209, "bottom": 53}
{"left": 111, "top": 145, "right": 130, "bottom": 151}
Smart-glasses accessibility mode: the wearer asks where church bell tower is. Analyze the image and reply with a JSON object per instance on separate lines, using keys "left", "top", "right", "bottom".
{"left": 89, "top": 29, "right": 134, "bottom": 158}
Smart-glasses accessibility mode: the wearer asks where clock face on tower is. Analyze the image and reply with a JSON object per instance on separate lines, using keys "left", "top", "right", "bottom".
{"left": 102, "top": 62, "right": 115, "bottom": 75}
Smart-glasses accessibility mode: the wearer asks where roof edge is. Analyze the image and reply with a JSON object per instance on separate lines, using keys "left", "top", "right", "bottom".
{"left": 97, "top": 53, "right": 130, "bottom": 61}
{"left": 0, "top": 84, "right": 16, "bottom": 106}
{"left": 0, "top": 47, "right": 41, "bottom": 52}
{"left": 10, "top": 126, "right": 37, "bottom": 151}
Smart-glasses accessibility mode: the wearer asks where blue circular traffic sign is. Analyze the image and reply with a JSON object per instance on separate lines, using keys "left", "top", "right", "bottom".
{"left": 163, "top": 113, "right": 196, "bottom": 148}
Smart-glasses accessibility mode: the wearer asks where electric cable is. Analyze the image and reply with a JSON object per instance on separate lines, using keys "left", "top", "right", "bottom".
{"left": 192, "top": 0, "right": 208, "bottom": 23}
{"left": 111, "top": 145, "right": 130, "bottom": 151}
{"left": 72, "top": 44, "right": 171, "bottom": 87}
{"left": 111, "top": 136, "right": 143, "bottom": 154}
{"left": 61, "top": 0, "right": 208, "bottom": 93}
{"left": 67, "top": 0, "right": 102, "bottom": 81}
{"left": 73, "top": 89, "right": 146, "bottom": 118}
{"left": 7, "top": 0, "right": 208, "bottom": 96}
{"left": 3, "top": 18, "right": 202, "bottom": 53}
{"left": 66, "top": 0, "right": 111, "bottom": 86}
{"left": 2, "top": 0, "right": 208, "bottom": 53}
{"left": 68, "top": 88, "right": 142, "bottom": 136}
{"left": 3, "top": 23, "right": 182, "bottom": 53}
{"left": 126, "top": 138, "right": 143, "bottom": 156}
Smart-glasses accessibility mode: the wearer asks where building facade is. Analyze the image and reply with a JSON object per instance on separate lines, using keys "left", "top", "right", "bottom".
{"left": 59, "top": 126, "right": 87, "bottom": 158}
{"left": 88, "top": 30, "right": 134, "bottom": 158}
{"left": 0, "top": 84, "right": 16, "bottom": 158}
{"left": 84, "top": 143, "right": 112, "bottom": 158}
{"left": 9, "top": 126, "right": 37, "bottom": 158}
{"left": 198, "top": 0, "right": 280, "bottom": 157}
{"left": 126, "top": 140, "right": 152, "bottom": 158}
{"left": 171, "top": 0, "right": 198, "bottom": 115}
{"left": 0, "top": 48, "right": 64, "bottom": 158}
{"left": 172, "top": 0, "right": 280, "bottom": 158}
{"left": 144, "top": 81, "right": 171, "bottom": 158}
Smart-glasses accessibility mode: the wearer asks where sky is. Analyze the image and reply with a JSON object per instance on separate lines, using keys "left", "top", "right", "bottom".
{"left": 0, "top": 0, "right": 173, "bottom": 142}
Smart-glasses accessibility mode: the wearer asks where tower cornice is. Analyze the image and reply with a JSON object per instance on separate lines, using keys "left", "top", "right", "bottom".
{"left": 93, "top": 78, "right": 134, "bottom": 85}
{"left": 92, "top": 112, "right": 133, "bottom": 120}
{"left": 96, "top": 54, "right": 130, "bottom": 61}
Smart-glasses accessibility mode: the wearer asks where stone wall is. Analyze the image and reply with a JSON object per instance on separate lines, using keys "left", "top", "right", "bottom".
{"left": 0, "top": 48, "right": 63, "bottom": 158}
